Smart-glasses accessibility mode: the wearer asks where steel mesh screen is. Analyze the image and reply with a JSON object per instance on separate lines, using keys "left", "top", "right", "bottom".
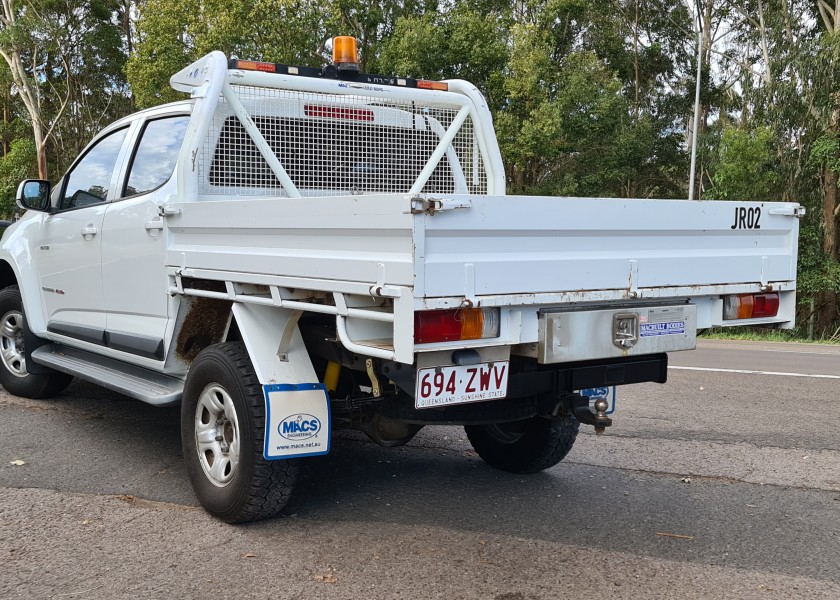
{"left": 199, "top": 85, "right": 488, "bottom": 197}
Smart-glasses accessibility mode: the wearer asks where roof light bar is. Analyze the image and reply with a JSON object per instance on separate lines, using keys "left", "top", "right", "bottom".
{"left": 227, "top": 55, "right": 450, "bottom": 93}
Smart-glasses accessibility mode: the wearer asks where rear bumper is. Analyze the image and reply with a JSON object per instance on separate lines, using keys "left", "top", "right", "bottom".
{"left": 509, "top": 353, "right": 668, "bottom": 395}
{"left": 377, "top": 353, "right": 667, "bottom": 426}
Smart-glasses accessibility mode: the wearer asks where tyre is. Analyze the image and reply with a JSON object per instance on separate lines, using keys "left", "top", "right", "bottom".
{"left": 181, "top": 341, "right": 298, "bottom": 523}
{"left": 0, "top": 285, "right": 72, "bottom": 399}
{"left": 464, "top": 417, "right": 579, "bottom": 474}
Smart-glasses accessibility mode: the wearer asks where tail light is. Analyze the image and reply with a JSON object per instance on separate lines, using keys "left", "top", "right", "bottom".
{"left": 723, "top": 292, "right": 780, "bottom": 320}
{"left": 414, "top": 308, "right": 500, "bottom": 344}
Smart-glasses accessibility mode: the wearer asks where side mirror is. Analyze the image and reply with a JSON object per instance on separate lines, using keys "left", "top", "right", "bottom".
{"left": 16, "top": 179, "right": 51, "bottom": 212}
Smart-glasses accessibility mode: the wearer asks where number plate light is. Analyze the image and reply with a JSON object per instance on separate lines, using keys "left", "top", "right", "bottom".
{"left": 414, "top": 308, "right": 500, "bottom": 344}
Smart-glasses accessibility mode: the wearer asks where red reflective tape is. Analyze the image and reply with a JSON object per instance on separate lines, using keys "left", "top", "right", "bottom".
{"left": 304, "top": 105, "right": 374, "bottom": 121}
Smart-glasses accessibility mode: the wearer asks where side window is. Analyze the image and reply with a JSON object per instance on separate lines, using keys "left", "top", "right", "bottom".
{"left": 60, "top": 128, "right": 129, "bottom": 210}
{"left": 124, "top": 116, "right": 190, "bottom": 197}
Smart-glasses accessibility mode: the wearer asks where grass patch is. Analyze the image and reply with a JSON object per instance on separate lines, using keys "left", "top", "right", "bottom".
{"left": 699, "top": 326, "right": 840, "bottom": 344}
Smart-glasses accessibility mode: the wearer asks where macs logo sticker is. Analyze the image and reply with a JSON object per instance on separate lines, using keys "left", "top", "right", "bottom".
{"left": 278, "top": 414, "right": 321, "bottom": 440}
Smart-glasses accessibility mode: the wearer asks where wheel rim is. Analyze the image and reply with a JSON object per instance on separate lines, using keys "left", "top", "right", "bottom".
{"left": 194, "top": 383, "right": 241, "bottom": 487}
{"left": 484, "top": 420, "right": 529, "bottom": 444}
{"left": 0, "top": 309, "right": 27, "bottom": 378}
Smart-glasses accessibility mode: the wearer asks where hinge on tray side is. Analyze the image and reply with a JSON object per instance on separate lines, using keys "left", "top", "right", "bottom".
{"left": 409, "top": 196, "right": 472, "bottom": 215}
{"left": 768, "top": 205, "right": 805, "bottom": 218}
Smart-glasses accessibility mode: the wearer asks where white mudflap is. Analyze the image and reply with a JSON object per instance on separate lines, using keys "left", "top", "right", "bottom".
{"left": 263, "top": 383, "right": 331, "bottom": 459}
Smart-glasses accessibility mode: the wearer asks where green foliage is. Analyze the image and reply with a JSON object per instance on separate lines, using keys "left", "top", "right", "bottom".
{"left": 810, "top": 135, "right": 840, "bottom": 174}
{"left": 708, "top": 127, "right": 779, "bottom": 201}
{"left": 127, "top": 0, "right": 207, "bottom": 108}
{"left": 377, "top": 6, "right": 509, "bottom": 109}
{"left": 699, "top": 326, "right": 838, "bottom": 344}
{"left": 128, "top": 0, "right": 434, "bottom": 108}
{"left": 0, "top": 138, "right": 35, "bottom": 218}
{"left": 499, "top": 49, "right": 631, "bottom": 196}
{"left": 796, "top": 221, "right": 840, "bottom": 294}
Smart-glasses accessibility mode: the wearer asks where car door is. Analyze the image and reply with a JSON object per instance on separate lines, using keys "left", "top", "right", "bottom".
{"left": 101, "top": 114, "right": 190, "bottom": 361}
{"left": 38, "top": 127, "right": 132, "bottom": 345}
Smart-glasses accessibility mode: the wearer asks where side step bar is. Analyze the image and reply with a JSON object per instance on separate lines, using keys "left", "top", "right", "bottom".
{"left": 31, "top": 344, "right": 184, "bottom": 406}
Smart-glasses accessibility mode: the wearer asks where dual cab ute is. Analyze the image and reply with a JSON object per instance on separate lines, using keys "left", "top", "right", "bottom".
{"left": 1, "top": 39, "right": 801, "bottom": 522}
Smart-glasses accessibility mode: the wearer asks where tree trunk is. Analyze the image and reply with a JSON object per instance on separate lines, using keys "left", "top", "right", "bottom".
{"left": 819, "top": 163, "right": 839, "bottom": 333}
{"left": 824, "top": 164, "right": 838, "bottom": 260}
{"left": 36, "top": 141, "right": 48, "bottom": 180}
{"left": 32, "top": 117, "right": 48, "bottom": 180}
{"left": 818, "top": 102, "right": 840, "bottom": 333}
{"left": 632, "top": 0, "right": 640, "bottom": 118}
{"left": 2, "top": 87, "right": 8, "bottom": 156}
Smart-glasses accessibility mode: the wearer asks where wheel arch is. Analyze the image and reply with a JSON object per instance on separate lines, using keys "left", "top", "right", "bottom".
{"left": 0, "top": 260, "right": 16, "bottom": 290}
{"left": 163, "top": 290, "right": 318, "bottom": 387}
{"left": 0, "top": 215, "right": 49, "bottom": 334}
{"left": 0, "top": 257, "right": 43, "bottom": 334}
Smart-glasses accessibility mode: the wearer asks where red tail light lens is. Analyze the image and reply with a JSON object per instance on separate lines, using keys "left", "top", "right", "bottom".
{"left": 414, "top": 308, "right": 500, "bottom": 344}
{"left": 752, "top": 293, "right": 780, "bottom": 318}
{"left": 723, "top": 292, "right": 779, "bottom": 320}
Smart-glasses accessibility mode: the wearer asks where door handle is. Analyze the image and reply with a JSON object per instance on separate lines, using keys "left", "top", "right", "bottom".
{"left": 145, "top": 218, "right": 164, "bottom": 237}
{"left": 81, "top": 225, "right": 98, "bottom": 240}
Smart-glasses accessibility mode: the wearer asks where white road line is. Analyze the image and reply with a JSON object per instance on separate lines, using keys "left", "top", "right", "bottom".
{"left": 756, "top": 349, "right": 840, "bottom": 357}
{"left": 698, "top": 344, "right": 840, "bottom": 357}
{"left": 669, "top": 365, "right": 840, "bottom": 379}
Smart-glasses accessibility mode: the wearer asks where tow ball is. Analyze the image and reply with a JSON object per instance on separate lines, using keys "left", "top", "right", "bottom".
{"left": 571, "top": 394, "right": 612, "bottom": 436}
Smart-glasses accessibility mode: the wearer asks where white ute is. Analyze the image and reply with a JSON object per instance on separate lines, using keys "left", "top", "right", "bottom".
{"left": 1, "top": 39, "right": 802, "bottom": 522}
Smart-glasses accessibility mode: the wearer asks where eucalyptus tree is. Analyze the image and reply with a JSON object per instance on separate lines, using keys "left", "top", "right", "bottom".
{"left": 0, "top": 58, "right": 34, "bottom": 216}
{"left": 0, "top": 0, "right": 72, "bottom": 179}
{"left": 703, "top": 0, "right": 840, "bottom": 333}
{"left": 0, "top": 0, "right": 131, "bottom": 181}
{"left": 48, "top": 0, "right": 134, "bottom": 174}
{"left": 809, "top": 1, "right": 840, "bottom": 331}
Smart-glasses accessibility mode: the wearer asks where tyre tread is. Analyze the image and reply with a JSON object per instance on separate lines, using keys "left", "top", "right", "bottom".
{"left": 183, "top": 342, "right": 298, "bottom": 524}
{"left": 0, "top": 285, "right": 73, "bottom": 399}
{"left": 465, "top": 418, "right": 579, "bottom": 474}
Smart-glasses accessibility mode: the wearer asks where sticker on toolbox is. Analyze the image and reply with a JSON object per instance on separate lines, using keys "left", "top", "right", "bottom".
{"left": 640, "top": 321, "right": 685, "bottom": 337}
{"left": 578, "top": 386, "right": 616, "bottom": 415}
{"left": 263, "top": 383, "right": 331, "bottom": 460}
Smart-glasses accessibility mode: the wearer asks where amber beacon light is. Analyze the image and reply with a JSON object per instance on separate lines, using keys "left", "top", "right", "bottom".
{"left": 332, "top": 36, "right": 360, "bottom": 71}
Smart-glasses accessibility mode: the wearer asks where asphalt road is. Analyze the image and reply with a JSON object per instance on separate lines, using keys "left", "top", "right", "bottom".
{"left": 2, "top": 339, "right": 839, "bottom": 599}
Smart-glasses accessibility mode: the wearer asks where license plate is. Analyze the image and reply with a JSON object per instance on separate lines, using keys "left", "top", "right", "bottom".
{"left": 578, "top": 386, "right": 616, "bottom": 415}
{"left": 415, "top": 361, "right": 509, "bottom": 409}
